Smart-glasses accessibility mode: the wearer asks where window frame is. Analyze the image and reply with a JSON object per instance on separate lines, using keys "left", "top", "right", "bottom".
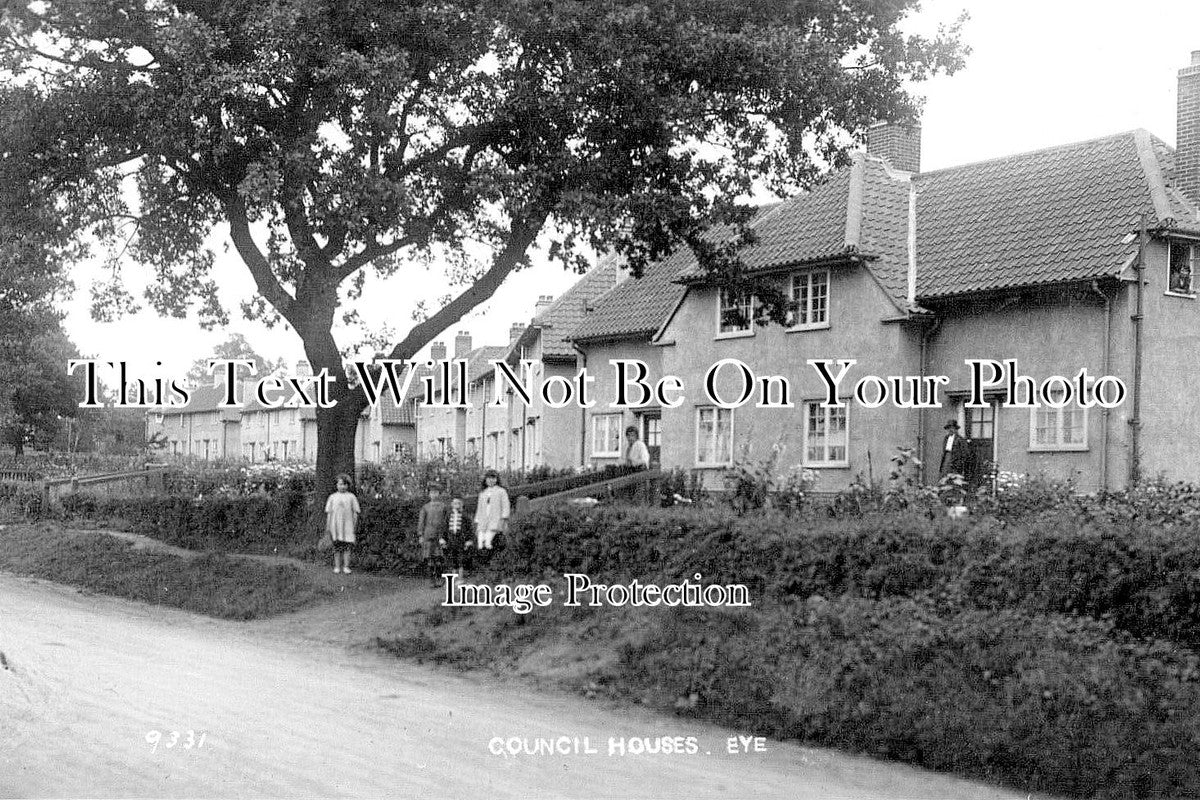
{"left": 1028, "top": 387, "right": 1088, "bottom": 452}
{"left": 694, "top": 406, "right": 735, "bottom": 467}
{"left": 1167, "top": 240, "right": 1197, "bottom": 298}
{"left": 715, "top": 287, "right": 756, "bottom": 339}
{"left": 591, "top": 413, "right": 624, "bottom": 457}
{"left": 786, "top": 269, "right": 832, "bottom": 331}
{"left": 802, "top": 400, "right": 850, "bottom": 468}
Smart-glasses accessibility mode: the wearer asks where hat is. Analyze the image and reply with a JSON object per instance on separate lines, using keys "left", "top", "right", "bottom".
{"left": 944, "top": 419, "right": 960, "bottom": 430}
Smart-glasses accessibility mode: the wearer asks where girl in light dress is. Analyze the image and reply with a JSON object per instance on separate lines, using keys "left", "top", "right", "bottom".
{"left": 473, "top": 470, "right": 510, "bottom": 551}
{"left": 325, "top": 473, "right": 361, "bottom": 574}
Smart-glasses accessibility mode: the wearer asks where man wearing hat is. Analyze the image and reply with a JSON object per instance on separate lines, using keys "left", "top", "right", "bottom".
{"left": 939, "top": 419, "right": 968, "bottom": 477}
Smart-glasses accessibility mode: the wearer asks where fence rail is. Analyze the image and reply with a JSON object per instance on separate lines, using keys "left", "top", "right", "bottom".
{"left": 39, "top": 467, "right": 168, "bottom": 507}
{"left": 519, "top": 469, "right": 662, "bottom": 515}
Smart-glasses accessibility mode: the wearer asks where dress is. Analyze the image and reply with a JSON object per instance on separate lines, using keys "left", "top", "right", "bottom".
{"left": 474, "top": 486, "right": 510, "bottom": 548}
{"left": 325, "top": 491, "right": 361, "bottom": 543}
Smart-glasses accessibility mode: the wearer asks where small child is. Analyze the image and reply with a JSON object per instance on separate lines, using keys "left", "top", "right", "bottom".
{"left": 445, "top": 497, "right": 470, "bottom": 578}
{"left": 325, "top": 473, "right": 360, "bottom": 575}
{"left": 417, "top": 484, "right": 449, "bottom": 587}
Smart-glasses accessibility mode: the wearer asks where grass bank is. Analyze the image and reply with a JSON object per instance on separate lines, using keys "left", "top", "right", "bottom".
{"left": 0, "top": 522, "right": 333, "bottom": 619}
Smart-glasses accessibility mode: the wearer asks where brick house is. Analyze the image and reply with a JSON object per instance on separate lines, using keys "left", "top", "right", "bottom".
{"left": 569, "top": 52, "right": 1200, "bottom": 492}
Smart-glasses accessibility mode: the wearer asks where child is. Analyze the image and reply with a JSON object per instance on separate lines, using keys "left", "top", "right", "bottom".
{"left": 325, "top": 473, "right": 361, "bottom": 575}
{"left": 474, "top": 469, "right": 510, "bottom": 551}
{"left": 445, "top": 496, "right": 470, "bottom": 578}
{"left": 417, "top": 484, "right": 449, "bottom": 587}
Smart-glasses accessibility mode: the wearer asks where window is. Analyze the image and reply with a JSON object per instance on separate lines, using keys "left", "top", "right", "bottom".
{"left": 592, "top": 413, "right": 623, "bottom": 456}
{"left": 787, "top": 270, "right": 830, "bottom": 329}
{"left": 804, "top": 402, "right": 848, "bottom": 466}
{"left": 695, "top": 407, "right": 734, "bottom": 466}
{"left": 1030, "top": 388, "right": 1087, "bottom": 451}
{"left": 716, "top": 288, "right": 754, "bottom": 337}
{"left": 1169, "top": 241, "right": 1196, "bottom": 296}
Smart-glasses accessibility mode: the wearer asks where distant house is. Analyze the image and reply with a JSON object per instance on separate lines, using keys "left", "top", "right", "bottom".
{"left": 500, "top": 257, "right": 622, "bottom": 470}
{"left": 148, "top": 385, "right": 240, "bottom": 460}
{"left": 417, "top": 334, "right": 509, "bottom": 463}
{"left": 147, "top": 360, "right": 417, "bottom": 464}
{"left": 569, "top": 52, "right": 1200, "bottom": 492}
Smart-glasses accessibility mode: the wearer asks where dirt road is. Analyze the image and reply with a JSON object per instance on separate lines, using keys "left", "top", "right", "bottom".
{"left": 0, "top": 572, "right": 1030, "bottom": 799}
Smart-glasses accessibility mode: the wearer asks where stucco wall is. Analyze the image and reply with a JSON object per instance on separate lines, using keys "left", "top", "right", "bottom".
{"left": 656, "top": 265, "right": 920, "bottom": 491}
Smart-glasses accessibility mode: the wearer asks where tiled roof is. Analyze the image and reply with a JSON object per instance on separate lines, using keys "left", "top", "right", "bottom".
{"left": 914, "top": 130, "right": 1186, "bottom": 298}
{"left": 466, "top": 345, "right": 510, "bottom": 385}
{"left": 509, "top": 257, "right": 623, "bottom": 359}
{"left": 569, "top": 247, "right": 691, "bottom": 343}
{"left": 673, "top": 174, "right": 853, "bottom": 282}
{"left": 159, "top": 385, "right": 238, "bottom": 418}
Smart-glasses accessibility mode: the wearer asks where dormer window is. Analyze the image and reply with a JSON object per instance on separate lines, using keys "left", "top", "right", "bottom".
{"left": 716, "top": 288, "right": 754, "bottom": 338}
{"left": 1168, "top": 241, "right": 1195, "bottom": 296}
{"left": 787, "top": 269, "right": 830, "bottom": 330}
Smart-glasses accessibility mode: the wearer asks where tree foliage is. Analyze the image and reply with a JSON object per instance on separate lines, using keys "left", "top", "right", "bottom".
{"left": 0, "top": 0, "right": 967, "bottom": 484}
{"left": 185, "top": 332, "right": 283, "bottom": 385}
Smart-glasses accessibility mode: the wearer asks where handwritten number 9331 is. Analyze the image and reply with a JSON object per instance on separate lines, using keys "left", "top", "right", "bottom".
{"left": 146, "top": 730, "right": 207, "bottom": 753}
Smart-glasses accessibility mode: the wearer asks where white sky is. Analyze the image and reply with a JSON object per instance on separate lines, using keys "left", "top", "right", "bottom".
{"left": 60, "top": 1, "right": 1200, "bottom": 384}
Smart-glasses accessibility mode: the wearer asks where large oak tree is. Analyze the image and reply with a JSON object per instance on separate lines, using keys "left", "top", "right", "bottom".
{"left": 0, "top": 0, "right": 966, "bottom": 491}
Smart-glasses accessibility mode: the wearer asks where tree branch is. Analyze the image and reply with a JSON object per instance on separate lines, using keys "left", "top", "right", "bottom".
{"left": 384, "top": 209, "right": 550, "bottom": 364}
{"left": 223, "top": 195, "right": 300, "bottom": 328}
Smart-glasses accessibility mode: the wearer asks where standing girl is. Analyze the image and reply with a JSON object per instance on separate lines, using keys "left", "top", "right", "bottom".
{"left": 474, "top": 469, "right": 510, "bottom": 550}
{"left": 325, "top": 473, "right": 361, "bottom": 574}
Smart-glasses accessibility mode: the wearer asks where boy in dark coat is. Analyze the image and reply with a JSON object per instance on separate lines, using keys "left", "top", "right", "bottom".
{"left": 417, "top": 485, "right": 449, "bottom": 587}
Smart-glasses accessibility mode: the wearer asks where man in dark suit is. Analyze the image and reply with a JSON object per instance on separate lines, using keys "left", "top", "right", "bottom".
{"left": 939, "top": 419, "right": 968, "bottom": 477}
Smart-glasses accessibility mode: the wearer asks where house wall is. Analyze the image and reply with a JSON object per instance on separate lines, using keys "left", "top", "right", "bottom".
{"left": 922, "top": 286, "right": 1122, "bottom": 492}
{"left": 656, "top": 265, "right": 921, "bottom": 491}
{"left": 156, "top": 410, "right": 230, "bottom": 459}
{"left": 1134, "top": 239, "right": 1200, "bottom": 484}
{"left": 581, "top": 341, "right": 663, "bottom": 467}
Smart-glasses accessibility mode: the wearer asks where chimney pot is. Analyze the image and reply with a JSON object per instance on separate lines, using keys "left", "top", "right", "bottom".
{"left": 866, "top": 120, "right": 921, "bottom": 173}
{"left": 509, "top": 323, "right": 525, "bottom": 344}
{"left": 533, "top": 294, "right": 555, "bottom": 317}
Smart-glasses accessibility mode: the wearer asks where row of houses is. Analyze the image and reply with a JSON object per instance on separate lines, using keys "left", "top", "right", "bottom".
{"left": 418, "top": 50, "right": 1200, "bottom": 492}
{"left": 147, "top": 366, "right": 417, "bottom": 464}
{"left": 153, "top": 52, "right": 1200, "bottom": 492}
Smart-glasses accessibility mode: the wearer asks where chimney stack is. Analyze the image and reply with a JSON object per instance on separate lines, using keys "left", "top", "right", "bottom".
{"left": 534, "top": 295, "right": 554, "bottom": 318}
{"left": 1178, "top": 50, "right": 1200, "bottom": 204}
{"left": 295, "top": 359, "right": 311, "bottom": 377}
{"left": 454, "top": 330, "right": 472, "bottom": 358}
{"left": 866, "top": 121, "right": 921, "bottom": 173}
{"left": 509, "top": 323, "right": 525, "bottom": 344}
{"left": 430, "top": 341, "right": 447, "bottom": 362}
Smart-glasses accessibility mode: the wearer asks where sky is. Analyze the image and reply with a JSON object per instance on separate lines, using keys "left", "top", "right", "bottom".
{"left": 59, "top": 1, "right": 1200, "bottom": 385}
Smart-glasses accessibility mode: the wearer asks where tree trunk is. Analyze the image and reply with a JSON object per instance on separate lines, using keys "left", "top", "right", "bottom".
{"left": 315, "top": 401, "right": 362, "bottom": 499}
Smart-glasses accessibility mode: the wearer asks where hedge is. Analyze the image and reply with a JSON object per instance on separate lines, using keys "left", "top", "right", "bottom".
{"left": 59, "top": 490, "right": 480, "bottom": 575}
{"left": 482, "top": 504, "right": 1200, "bottom": 648}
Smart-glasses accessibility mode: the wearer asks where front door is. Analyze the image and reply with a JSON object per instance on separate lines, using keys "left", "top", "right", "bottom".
{"left": 963, "top": 400, "right": 998, "bottom": 488}
{"left": 638, "top": 411, "right": 662, "bottom": 467}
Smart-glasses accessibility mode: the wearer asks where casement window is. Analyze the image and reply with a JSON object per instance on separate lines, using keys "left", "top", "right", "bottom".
{"left": 1030, "top": 388, "right": 1087, "bottom": 451}
{"left": 1168, "top": 241, "right": 1196, "bottom": 296}
{"left": 592, "top": 413, "right": 623, "bottom": 457}
{"left": 787, "top": 270, "right": 830, "bottom": 330}
{"left": 716, "top": 288, "right": 755, "bottom": 337}
{"left": 803, "top": 401, "right": 848, "bottom": 466}
{"left": 695, "top": 407, "right": 734, "bottom": 466}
